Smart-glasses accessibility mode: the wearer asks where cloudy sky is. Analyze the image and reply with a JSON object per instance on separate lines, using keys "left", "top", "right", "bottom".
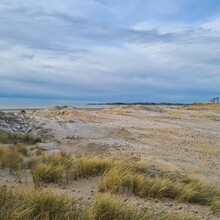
{"left": 0, "top": 0, "right": 220, "bottom": 104}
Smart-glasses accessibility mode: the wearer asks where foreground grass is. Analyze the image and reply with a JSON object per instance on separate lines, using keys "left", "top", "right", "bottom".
{"left": 83, "top": 193, "right": 197, "bottom": 220}
{"left": 29, "top": 153, "right": 220, "bottom": 213}
{"left": 0, "top": 185, "right": 78, "bottom": 220}
{"left": 83, "top": 193, "right": 149, "bottom": 220}
{"left": 0, "top": 185, "right": 197, "bottom": 220}
{"left": 1, "top": 148, "right": 219, "bottom": 217}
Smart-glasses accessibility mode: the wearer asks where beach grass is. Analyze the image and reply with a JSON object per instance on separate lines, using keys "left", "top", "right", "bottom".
{"left": 0, "top": 130, "right": 41, "bottom": 145}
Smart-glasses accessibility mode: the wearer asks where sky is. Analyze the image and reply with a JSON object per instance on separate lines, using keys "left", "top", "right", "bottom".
{"left": 0, "top": 0, "right": 220, "bottom": 104}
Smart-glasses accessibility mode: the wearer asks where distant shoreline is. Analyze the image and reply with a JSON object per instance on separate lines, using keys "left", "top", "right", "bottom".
{"left": 0, "top": 107, "right": 44, "bottom": 112}
{"left": 87, "top": 102, "right": 186, "bottom": 106}
{"left": 0, "top": 102, "right": 187, "bottom": 112}
{"left": 0, "top": 102, "right": 217, "bottom": 113}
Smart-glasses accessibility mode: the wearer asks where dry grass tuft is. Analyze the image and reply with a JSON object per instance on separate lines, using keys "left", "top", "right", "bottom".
{"left": 73, "top": 156, "right": 112, "bottom": 178}
{"left": 32, "top": 163, "right": 65, "bottom": 187}
{"left": 0, "top": 145, "right": 23, "bottom": 171}
{"left": 30, "top": 153, "right": 72, "bottom": 186}
{"left": 30, "top": 154, "right": 112, "bottom": 186}
{"left": 83, "top": 192, "right": 150, "bottom": 220}
{"left": 0, "top": 185, "right": 78, "bottom": 220}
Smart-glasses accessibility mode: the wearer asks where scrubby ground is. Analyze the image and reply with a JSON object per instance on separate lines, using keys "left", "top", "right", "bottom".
{"left": 0, "top": 103, "right": 219, "bottom": 219}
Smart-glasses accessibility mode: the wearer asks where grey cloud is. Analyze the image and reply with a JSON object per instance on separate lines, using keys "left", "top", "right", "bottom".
{"left": 19, "top": 54, "right": 35, "bottom": 60}
{"left": 0, "top": 4, "right": 177, "bottom": 51}
{"left": 0, "top": 1, "right": 220, "bottom": 103}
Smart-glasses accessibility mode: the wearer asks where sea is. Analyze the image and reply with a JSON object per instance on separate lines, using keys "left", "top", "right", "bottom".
{"left": 0, "top": 98, "right": 112, "bottom": 113}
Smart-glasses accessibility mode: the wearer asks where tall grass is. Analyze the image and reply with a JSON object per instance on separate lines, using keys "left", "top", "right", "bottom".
{"left": 0, "top": 145, "right": 23, "bottom": 171}
{"left": 98, "top": 162, "right": 220, "bottom": 211}
{"left": 32, "top": 163, "right": 65, "bottom": 187}
{"left": 26, "top": 154, "right": 220, "bottom": 214}
{"left": 73, "top": 156, "right": 111, "bottom": 178}
{"left": 30, "top": 154, "right": 112, "bottom": 186}
{"left": 83, "top": 193, "right": 197, "bottom": 220}
{"left": 0, "top": 185, "right": 78, "bottom": 220}
{"left": 0, "top": 185, "right": 198, "bottom": 220}
{"left": 82, "top": 193, "right": 150, "bottom": 220}
{"left": 30, "top": 153, "right": 72, "bottom": 186}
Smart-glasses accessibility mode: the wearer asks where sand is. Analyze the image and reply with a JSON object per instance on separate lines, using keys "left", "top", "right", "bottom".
{"left": 0, "top": 103, "right": 219, "bottom": 219}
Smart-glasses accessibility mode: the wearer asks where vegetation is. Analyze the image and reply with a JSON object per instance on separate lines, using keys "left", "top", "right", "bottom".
{"left": 0, "top": 185, "right": 78, "bottom": 220}
{"left": 30, "top": 154, "right": 112, "bottom": 186}
{"left": 0, "top": 145, "right": 219, "bottom": 218}
{"left": 73, "top": 156, "right": 112, "bottom": 178}
{"left": 32, "top": 163, "right": 65, "bottom": 187}
{"left": 98, "top": 161, "right": 220, "bottom": 210}
{"left": 83, "top": 193, "right": 150, "bottom": 220}
{"left": 29, "top": 153, "right": 220, "bottom": 213}
{"left": 19, "top": 109, "right": 26, "bottom": 114}
{"left": 183, "top": 102, "right": 220, "bottom": 114}
{"left": 0, "top": 185, "right": 197, "bottom": 220}
{"left": 189, "top": 112, "right": 219, "bottom": 121}
{"left": 0, "top": 145, "right": 23, "bottom": 171}
{"left": 30, "top": 153, "right": 72, "bottom": 186}
{"left": 0, "top": 130, "right": 41, "bottom": 145}
{"left": 85, "top": 193, "right": 199, "bottom": 220}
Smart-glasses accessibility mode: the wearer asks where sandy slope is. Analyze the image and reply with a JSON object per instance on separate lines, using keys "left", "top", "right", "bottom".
{"left": 30, "top": 105, "right": 220, "bottom": 185}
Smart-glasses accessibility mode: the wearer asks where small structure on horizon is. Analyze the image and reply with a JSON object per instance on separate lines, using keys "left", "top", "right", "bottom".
{"left": 210, "top": 97, "right": 219, "bottom": 103}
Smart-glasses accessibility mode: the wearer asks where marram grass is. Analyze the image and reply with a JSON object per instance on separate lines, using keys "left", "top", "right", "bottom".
{"left": 98, "top": 161, "right": 220, "bottom": 212}
{"left": 0, "top": 185, "right": 78, "bottom": 220}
